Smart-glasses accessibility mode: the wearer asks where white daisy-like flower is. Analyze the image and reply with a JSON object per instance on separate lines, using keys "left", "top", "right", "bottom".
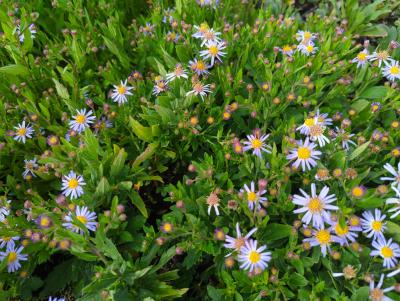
{"left": 242, "top": 133, "right": 272, "bottom": 158}
{"left": 382, "top": 60, "right": 400, "bottom": 82}
{"left": 371, "top": 237, "right": 400, "bottom": 268}
{"left": 68, "top": 109, "right": 96, "bottom": 133}
{"left": 23, "top": 158, "right": 38, "bottom": 178}
{"left": 315, "top": 110, "right": 333, "bottom": 127}
{"left": 297, "top": 42, "right": 318, "bottom": 56}
{"left": 308, "top": 119, "right": 330, "bottom": 147}
{"left": 237, "top": 239, "right": 271, "bottom": 273}
{"left": 386, "top": 187, "right": 400, "bottom": 219}
{"left": 303, "top": 227, "right": 340, "bottom": 257}
{"left": 352, "top": 49, "right": 369, "bottom": 68}
{"left": 293, "top": 183, "right": 338, "bottom": 228}
{"left": 199, "top": 28, "right": 221, "bottom": 46}
{"left": 152, "top": 77, "right": 169, "bottom": 96}
{"left": 361, "top": 209, "right": 386, "bottom": 241}
{"left": 280, "top": 45, "right": 294, "bottom": 57}
{"left": 166, "top": 64, "right": 189, "bottom": 82}
{"left": 49, "top": 297, "right": 66, "bottom": 301}
{"left": 368, "top": 274, "right": 395, "bottom": 301}
{"left": 188, "top": 58, "right": 210, "bottom": 76}
{"left": 61, "top": 171, "right": 86, "bottom": 199}
{"left": 206, "top": 191, "right": 220, "bottom": 216}
{"left": 286, "top": 138, "right": 322, "bottom": 171}
{"left": 368, "top": 50, "right": 392, "bottom": 67}
{"left": 0, "top": 199, "right": 11, "bottom": 222}
{"left": 380, "top": 162, "right": 400, "bottom": 190}
{"left": 0, "top": 236, "right": 19, "bottom": 249}
{"left": 326, "top": 218, "right": 358, "bottom": 246}
{"left": 62, "top": 205, "right": 98, "bottom": 235}
{"left": 242, "top": 181, "right": 267, "bottom": 211}
{"left": 296, "top": 30, "right": 317, "bottom": 44}
{"left": 0, "top": 244, "right": 28, "bottom": 273}
{"left": 14, "top": 121, "right": 34, "bottom": 143}
{"left": 186, "top": 82, "right": 211, "bottom": 100}
{"left": 297, "top": 117, "right": 318, "bottom": 135}
{"left": 111, "top": 80, "right": 134, "bottom": 105}
{"left": 17, "top": 24, "right": 36, "bottom": 43}
{"left": 192, "top": 23, "right": 210, "bottom": 39}
{"left": 224, "top": 223, "right": 257, "bottom": 256}
{"left": 199, "top": 41, "right": 226, "bottom": 66}
{"left": 334, "top": 127, "right": 357, "bottom": 151}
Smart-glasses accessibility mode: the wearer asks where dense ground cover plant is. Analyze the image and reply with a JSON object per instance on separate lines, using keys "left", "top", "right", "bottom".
{"left": 0, "top": 0, "right": 400, "bottom": 300}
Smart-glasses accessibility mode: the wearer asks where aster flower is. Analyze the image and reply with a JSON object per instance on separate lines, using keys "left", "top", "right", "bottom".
{"left": 286, "top": 138, "right": 322, "bottom": 171}
{"left": 188, "top": 58, "right": 210, "bottom": 76}
{"left": 199, "top": 41, "right": 226, "bottom": 66}
{"left": 371, "top": 102, "right": 382, "bottom": 113}
{"left": 35, "top": 215, "right": 53, "bottom": 229}
{"left": 186, "top": 82, "right": 211, "bottom": 100}
{"left": 382, "top": 60, "right": 400, "bottom": 82}
{"left": 380, "top": 162, "right": 400, "bottom": 190}
{"left": 224, "top": 223, "right": 257, "bottom": 256}
{"left": 332, "top": 265, "right": 357, "bottom": 279}
{"left": 242, "top": 132, "right": 272, "bottom": 158}
{"left": 152, "top": 77, "right": 169, "bottom": 96}
{"left": 166, "top": 64, "right": 189, "bottom": 82}
{"left": 280, "top": 45, "right": 294, "bottom": 56}
{"left": 160, "top": 222, "right": 173, "bottom": 233}
{"left": 141, "top": 22, "right": 155, "bottom": 36}
{"left": 326, "top": 218, "right": 358, "bottom": 246}
{"left": 62, "top": 205, "right": 98, "bottom": 235}
{"left": 0, "top": 199, "right": 11, "bottom": 222}
{"left": 192, "top": 23, "right": 210, "bottom": 39}
{"left": 237, "top": 239, "right": 271, "bottom": 273}
{"left": 361, "top": 209, "right": 386, "bottom": 241}
{"left": 335, "top": 127, "right": 357, "bottom": 151}
{"left": 297, "top": 42, "right": 318, "bottom": 56}
{"left": 297, "top": 117, "right": 318, "bottom": 135}
{"left": 296, "top": 30, "right": 317, "bottom": 44}
{"left": 93, "top": 116, "right": 113, "bottom": 134}
{"left": 206, "top": 191, "right": 220, "bottom": 215}
{"left": 61, "top": 171, "right": 86, "bottom": 199}
{"left": 0, "top": 244, "right": 28, "bottom": 273}
{"left": 308, "top": 120, "right": 330, "bottom": 147}
{"left": 49, "top": 297, "right": 65, "bottom": 301}
{"left": 368, "top": 50, "right": 391, "bottom": 67}
{"left": 303, "top": 227, "right": 340, "bottom": 257}
{"left": 0, "top": 236, "right": 19, "bottom": 249}
{"left": 17, "top": 23, "right": 36, "bottom": 42}
{"left": 386, "top": 187, "right": 400, "bottom": 219}
{"left": 352, "top": 49, "right": 369, "bottom": 68}
{"left": 315, "top": 110, "right": 333, "bottom": 126}
{"left": 47, "top": 135, "right": 60, "bottom": 146}
{"left": 14, "top": 121, "right": 34, "bottom": 143}
{"left": 368, "top": 274, "right": 395, "bottom": 301}
{"left": 68, "top": 109, "right": 96, "bottom": 133}
{"left": 23, "top": 158, "right": 38, "bottom": 178}
{"left": 199, "top": 28, "right": 221, "bottom": 46}
{"left": 111, "top": 80, "right": 134, "bottom": 105}
{"left": 371, "top": 237, "right": 400, "bottom": 268}
{"left": 242, "top": 181, "right": 267, "bottom": 211}
{"left": 292, "top": 183, "right": 338, "bottom": 228}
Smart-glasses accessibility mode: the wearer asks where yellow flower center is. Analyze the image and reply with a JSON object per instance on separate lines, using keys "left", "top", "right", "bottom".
{"left": 357, "top": 52, "right": 367, "bottom": 61}
{"left": 209, "top": 45, "right": 218, "bottom": 56}
{"left": 352, "top": 187, "right": 364, "bottom": 197}
{"left": 196, "top": 61, "right": 206, "bottom": 71}
{"left": 349, "top": 216, "right": 360, "bottom": 227}
{"left": 234, "top": 145, "right": 242, "bottom": 153}
{"left": 262, "top": 83, "right": 270, "bottom": 90}
{"left": 335, "top": 224, "right": 349, "bottom": 236}
{"left": 75, "top": 114, "right": 86, "bottom": 124}
{"left": 117, "top": 85, "right": 127, "bottom": 94}
{"left": 283, "top": 45, "right": 292, "bottom": 52}
{"left": 309, "top": 125, "right": 323, "bottom": 137}
{"left": 315, "top": 229, "right": 331, "bottom": 245}
{"left": 304, "top": 118, "right": 314, "bottom": 126}
{"left": 297, "top": 147, "right": 311, "bottom": 159}
{"left": 40, "top": 217, "right": 50, "bottom": 227}
{"left": 308, "top": 197, "right": 323, "bottom": 213}
{"left": 370, "top": 288, "right": 384, "bottom": 301}
{"left": 390, "top": 66, "right": 399, "bottom": 75}
{"left": 303, "top": 32, "right": 311, "bottom": 39}
{"left": 49, "top": 137, "right": 58, "bottom": 144}
{"left": 17, "top": 127, "right": 27, "bottom": 136}
{"left": 381, "top": 246, "right": 394, "bottom": 258}
{"left": 377, "top": 51, "right": 388, "bottom": 60}
{"left": 2, "top": 237, "right": 11, "bottom": 241}
{"left": 306, "top": 45, "right": 313, "bottom": 52}
{"left": 371, "top": 220, "right": 382, "bottom": 232}
{"left": 199, "top": 23, "right": 208, "bottom": 33}
{"left": 68, "top": 178, "right": 79, "bottom": 189}
{"left": 247, "top": 191, "right": 257, "bottom": 202}
{"left": 248, "top": 250, "right": 260, "bottom": 263}
{"left": 163, "top": 223, "right": 172, "bottom": 232}
{"left": 234, "top": 237, "right": 245, "bottom": 250}
{"left": 251, "top": 138, "right": 263, "bottom": 149}
{"left": 76, "top": 215, "right": 87, "bottom": 225}
{"left": 7, "top": 251, "right": 17, "bottom": 264}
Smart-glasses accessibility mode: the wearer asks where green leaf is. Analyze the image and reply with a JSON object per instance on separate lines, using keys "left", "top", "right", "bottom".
{"left": 133, "top": 142, "right": 158, "bottom": 168}
{"left": 288, "top": 273, "right": 308, "bottom": 287}
{"left": 348, "top": 141, "right": 370, "bottom": 161}
{"left": 0, "top": 64, "right": 29, "bottom": 76}
{"left": 94, "top": 177, "right": 111, "bottom": 197}
{"left": 351, "top": 287, "right": 369, "bottom": 301}
{"left": 359, "top": 86, "right": 388, "bottom": 99}
{"left": 261, "top": 223, "right": 292, "bottom": 242}
{"left": 128, "top": 117, "right": 153, "bottom": 142}
{"left": 130, "top": 190, "right": 148, "bottom": 218}
{"left": 110, "top": 148, "right": 127, "bottom": 178}
{"left": 386, "top": 221, "right": 400, "bottom": 242}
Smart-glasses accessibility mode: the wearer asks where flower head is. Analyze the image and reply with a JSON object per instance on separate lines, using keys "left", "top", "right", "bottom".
{"left": 386, "top": 187, "right": 400, "bottom": 219}
{"left": 0, "top": 244, "right": 28, "bottom": 273}
{"left": 237, "top": 239, "right": 271, "bottom": 272}
{"left": 166, "top": 64, "right": 188, "bottom": 82}
{"left": 111, "top": 80, "right": 134, "bottom": 105}
{"left": 361, "top": 209, "right": 386, "bottom": 241}
{"left": 62, "top": 205, "right": 98, "bottom": 235}
{"left": 206, "top": 191, "right": 220, "bottom": 215}
{"left": 23, "top": 158, "right": 38, "bottom": 179}
{"left": 242, "top": 132, "right": 271, "bottom": 158}
{"left": 303, "top": 227, "right": 340, "bottom": 257}
{"left": 286, "top": 138, "right": 322, "bottom": 171}
{"left": 61, "top": 171, "right": 86, "bottom": 199}
{"left": 14, "top": 121, "right": 34, "bottom": 143}
{"left": 368, "top": 274, "right": 395, "bottom": 301}
{"left": 188, "top": 58, "right": 210, "bottom": 76}
{"left": 352, "top": 49, "right": 369, "bottom": 68}
{"left": 199, "top": 41, "right": 226, "bottom": 66}
{"left": 382, "top": 60, "right": 400, "bottom": 82}
{"left": 371, "top": 237, "right": 400, "bottom": 268}
{"left": 242, "top": 181, "right": 267, "bottom": 211}
{"left": 224, "top": 223, "right": 257, "bottom": 255}
{"left": 68, "top": 109, "right": 96, "bottom": 133}
{"left": 186, "top": 82, "right": 211, "bottom": 100}
{"left": 381, "top": 162, "right": 400, "bottom": 190}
